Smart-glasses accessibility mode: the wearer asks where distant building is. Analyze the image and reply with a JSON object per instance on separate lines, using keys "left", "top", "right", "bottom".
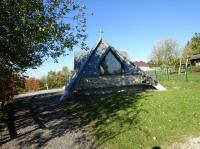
{"left": 190, "top": 54, "right": 200, "bottom": 66}
{"left": 133, "top": 61, "right": 150, "bottom": 71}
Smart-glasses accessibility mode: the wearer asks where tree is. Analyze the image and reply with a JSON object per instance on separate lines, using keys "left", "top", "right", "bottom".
{"left": 46, "top": 66, "right": 72, "bottom": 89}
{"left": 12, "top": 73, "right": 26, "bottom": 93}
{"left": 184, "top": 33, "right": 200, "bottom": 57}
{"left": 0, "top": 73, "right": 25, "bottom": 107}
{"left": 47, "top": 71, "right": 57, "bottom": 88}
{"left": 150, "top": 38, "right": 181, "bottom": 69}
{"left": 40, "top": 76, "right": 48, "bottom": 90}
{"left": 0, "top": 0, "right": 87, "bottom": 107}
{"left": 25, "top": 78, "right": 40, "bottom": 91}
{"left": 55, "top": 66, "right": 70, "bottom": 87}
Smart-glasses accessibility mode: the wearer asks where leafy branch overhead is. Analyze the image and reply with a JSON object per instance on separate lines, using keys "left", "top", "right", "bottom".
{"left": 0, "top": 0, "right": 88, "bottom": 107}
{"left": 0, "top": 0, "right": 88, "bottom": 72}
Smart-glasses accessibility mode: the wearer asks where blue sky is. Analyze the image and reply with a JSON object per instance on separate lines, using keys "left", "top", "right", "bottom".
{"left": 26, "top": 0, "right": 200, "bottom": 78}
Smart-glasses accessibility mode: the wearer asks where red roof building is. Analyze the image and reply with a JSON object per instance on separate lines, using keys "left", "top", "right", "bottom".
{"left": 133, "top": 61, "right": 150, "bottom": 71}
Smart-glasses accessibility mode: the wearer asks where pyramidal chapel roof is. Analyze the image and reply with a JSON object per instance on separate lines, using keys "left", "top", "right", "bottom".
{"left": 74, "top": 38, "right": 130, "bottom": 70}
{"left": 59, "top": 38, "right": 166, "bottom": 101}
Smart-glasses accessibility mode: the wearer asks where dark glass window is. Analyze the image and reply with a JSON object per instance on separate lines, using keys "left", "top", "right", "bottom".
{"left": 99, "top": 51, "right": 122, "bottom": 75}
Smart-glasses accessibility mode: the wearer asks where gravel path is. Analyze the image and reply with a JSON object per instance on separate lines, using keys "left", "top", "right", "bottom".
{"left": 169, "top": 136, "right": 200, "bottom": 149}
{"left": 0, "top": 91, "right": 92, "bottom": 149}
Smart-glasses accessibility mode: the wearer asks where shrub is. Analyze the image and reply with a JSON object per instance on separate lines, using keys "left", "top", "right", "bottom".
{"left": 189, "top": 66, "right": 200, "bottom": 72}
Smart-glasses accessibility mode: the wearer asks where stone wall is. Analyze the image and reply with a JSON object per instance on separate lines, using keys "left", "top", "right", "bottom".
{"left": 76, "top": 75, "right": 142, "bottom": 90}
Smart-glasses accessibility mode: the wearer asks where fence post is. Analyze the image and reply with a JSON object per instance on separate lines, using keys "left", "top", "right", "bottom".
{"left": 178, "top": 58, "right": 182, "bottom": 75}
{"left": 185, "top": 57, "right": 189, "bottom": 81}
{"left": 167, "top": 67, "right": 169, "bottom": 81}
{"left": 155, "top": 68, "right": 157, "bottom": 80}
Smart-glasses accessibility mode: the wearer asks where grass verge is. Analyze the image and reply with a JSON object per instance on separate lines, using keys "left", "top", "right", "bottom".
{"left": 65, "top": 74, "right": 200, "bottom": 149}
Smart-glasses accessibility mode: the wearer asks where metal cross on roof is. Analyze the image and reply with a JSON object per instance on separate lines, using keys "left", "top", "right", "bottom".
{"left": 98, "top": 28, "right": 104, "bottom": 39}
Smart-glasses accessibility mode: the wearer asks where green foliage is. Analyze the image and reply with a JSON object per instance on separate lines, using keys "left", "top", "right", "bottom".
{"left": 184, "top": 33, "right": 200, "bottom": 57}
{"left": 42, "top": 66, "right": 72, "bottom": 89}
{"left": 0, "top": 0, "right": 87, "bottom": 106}
{"left": 65, "top": 75, "right": 200, "bottom": 148}
{"left": 47, "top": 71, "right": 57, "bottom": 88}
{"left": 0, "top": 0, "right": 87, "bottom": 72}
{"left": 39, "top": 76, "right": 48, "bottom": 90}
{"left": 189, "top": 66, "right": 200, "bottom": 72}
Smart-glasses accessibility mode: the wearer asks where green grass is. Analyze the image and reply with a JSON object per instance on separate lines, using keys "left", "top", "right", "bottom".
{"left": 65, "top": 74, "right": 200, "bottom": 149}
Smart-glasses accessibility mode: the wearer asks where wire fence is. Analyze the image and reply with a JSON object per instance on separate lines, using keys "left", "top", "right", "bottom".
{"left": 145, "top": 67, "right": 197, "bottom": 82}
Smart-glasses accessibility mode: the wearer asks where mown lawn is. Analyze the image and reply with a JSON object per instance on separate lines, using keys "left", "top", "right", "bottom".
{"left": 65, "top": 74, "right": 200, "bottom": 149}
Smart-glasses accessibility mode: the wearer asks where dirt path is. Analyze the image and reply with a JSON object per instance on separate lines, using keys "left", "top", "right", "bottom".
{"left": 169, "top": 136, "right": 200, "bottom": 149}
{"left": 0, "top": 92, "right": 91, "bottom": 149}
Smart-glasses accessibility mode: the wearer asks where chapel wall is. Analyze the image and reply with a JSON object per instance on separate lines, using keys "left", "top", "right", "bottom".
{"left": 76, "top": 75, "right": 142, "bottom": 90}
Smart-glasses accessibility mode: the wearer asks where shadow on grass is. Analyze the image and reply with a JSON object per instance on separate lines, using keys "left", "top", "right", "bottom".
{"left": 0, "top": 89, "right": 151, "bottom": 148}
{"left": 65, "top": 90, "right": 150, "bottom": 148}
